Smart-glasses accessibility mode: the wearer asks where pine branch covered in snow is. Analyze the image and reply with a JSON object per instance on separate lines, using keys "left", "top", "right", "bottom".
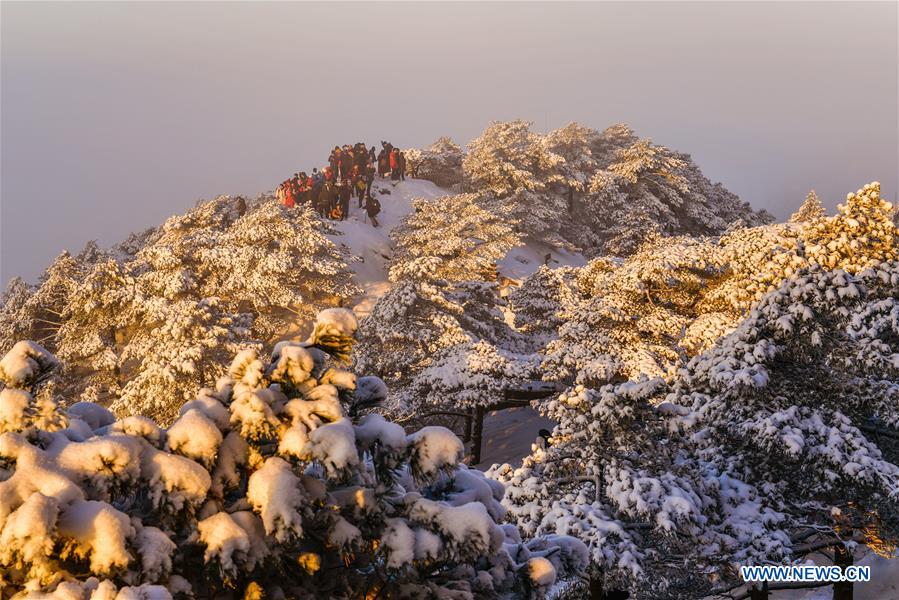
{"left": 390, "top": 193, "right": 521, "bottom": 282}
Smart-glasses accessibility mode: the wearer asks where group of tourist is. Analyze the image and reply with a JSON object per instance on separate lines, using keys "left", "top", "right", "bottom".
{"left": 276, "top": 141, "right": 408, "bottom": 228}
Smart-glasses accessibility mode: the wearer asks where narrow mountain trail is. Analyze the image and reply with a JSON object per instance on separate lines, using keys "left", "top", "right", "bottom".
{"left": 325, "top": 177, "right": 575, "bottom": 469}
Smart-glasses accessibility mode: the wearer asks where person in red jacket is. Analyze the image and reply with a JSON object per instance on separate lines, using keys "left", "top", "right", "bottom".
{"left": 296, "top": 172, "right": 313, "bottom": 205}
{"left": 390, "top": 149, "right": 400, "bottom": 181}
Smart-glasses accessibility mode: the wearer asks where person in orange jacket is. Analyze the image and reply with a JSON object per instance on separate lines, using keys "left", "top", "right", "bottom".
{"left": 281, "top": 178, "right": 297, "bottom": 208}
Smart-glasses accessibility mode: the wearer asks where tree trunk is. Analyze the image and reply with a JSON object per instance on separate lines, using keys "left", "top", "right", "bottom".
{"left": 833, "top": 544, "right": 853, "bottom": 600}
{"left": 588, "top": 574, "right": 629, "bottom": 600}
{"left": 470, "top": 406, "right": 485, "bottom": 465}
{"left": 749, "top": 581, "right": 770, "bottom": 600}
{"left": 589, "top": 574, "right": 604, "bottom": 600}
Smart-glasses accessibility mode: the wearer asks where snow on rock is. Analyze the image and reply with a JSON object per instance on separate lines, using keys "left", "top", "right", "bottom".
{"left": 66, "top": 402, "right": 115, "bottom": 431}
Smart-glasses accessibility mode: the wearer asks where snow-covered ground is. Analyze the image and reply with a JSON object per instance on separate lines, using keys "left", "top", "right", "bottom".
{"left": 328, "top": 177, "right": 587, "bottom": 317}
{"left": 326, "top": 178, "right": 446, "bottom": 317}
{"left": 475, "top": 406, "right": 556, "bottom": 470}
{"left": 499, "top": 238, "right": 587, "bottom": 281}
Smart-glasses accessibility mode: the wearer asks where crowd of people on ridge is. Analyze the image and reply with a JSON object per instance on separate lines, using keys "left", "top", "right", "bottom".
{"left": 276, "top": 141, "right": 408, "bottom": 228}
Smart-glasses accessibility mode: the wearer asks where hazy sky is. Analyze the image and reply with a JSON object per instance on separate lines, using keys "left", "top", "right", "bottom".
{"left": 2, "top": 1, "right": 897, "bottom": 284}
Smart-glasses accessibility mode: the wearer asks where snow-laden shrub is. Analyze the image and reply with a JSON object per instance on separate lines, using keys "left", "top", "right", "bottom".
{"left": 0, "top": 308, "right": 586, "bottom": 598}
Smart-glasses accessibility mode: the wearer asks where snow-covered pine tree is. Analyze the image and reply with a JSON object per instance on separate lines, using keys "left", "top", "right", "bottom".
{"left": 532, "top": 183, "right": 894, "bottom": 388}
{"left": 354, "top": 257, "right": 472, "bottom": 387}
{"left": 586, "top": 138, "right": 771, "bottom": 256}
{"left": 668, "top": 260, "right": 899, "bottom": 596}
{"left": 0, "top": 278, "right": 36, "bottom": 355}
{"left": 114, "top": 297, "right": 255, "bottom": 424}
{"left": 542, "top": 233, "right": 724, "bottom": 387}
{"left": 404, "top": 136, "right": 465, "bottom": 189}
{"left": 507, "top": 264, "right": 580, "bottom": 337}
{"left": 802, "top": 182, "right": 897, "bottom": 272}
{"left": 199, "top": 201, "right": 360, "bottom": 339}
{"left": 53, "top": 259, "right": 136, "bottom": 405}
{"left": 390, "top": 194, "right": 521, "bottom": 282}
{"left": 0, "top": 195, "right": 360, "bottom": 423}
{"left": 489, "top": 373, "right": 791, "bottom": 598}
{"left": 402, "top": 339, "right": 540, "bottom": 413}
{"left": 354, "top": 256, "right": 529, "bottom": 414}
{"left": 789, "top": 189, "right": 826, "bottom": 223}
{"left": 0, "top": 309, "right": 588, "bottom": 598}
{"left": 710, "top": 182, "right": 897, "bottom": 312}
{"left": 495, "top": 260, "right": 899, "bottom": 598}
{"left": 0, "top": 252, "right": 85, "bottom": 355}
{"left": 588, "top": 123, "right": 639, "bottom": 168}
{"left": 542, "top": 123, "right": 600, "bottom": 214}
{"left": 463, "top": 120, "right": 568, "bottom": 243}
